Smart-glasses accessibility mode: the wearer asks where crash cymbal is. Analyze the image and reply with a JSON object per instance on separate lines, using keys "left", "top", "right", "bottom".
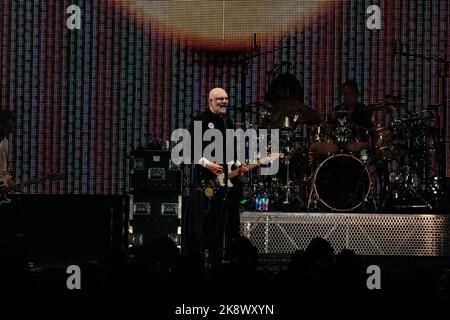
{"left": 291, "top": 107, "right": 321, "bottom": 125}
{"left": 271, "top": 98, "right": 321, "bottom": 126}
{"left": 367, "top": 102, "right": 404, "bottom": 112}
{"left": 270, "top": 114, "right": 299, "bottom": 129}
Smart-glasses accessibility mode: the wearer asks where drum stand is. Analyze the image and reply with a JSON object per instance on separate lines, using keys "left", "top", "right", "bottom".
{"left": 358, "top": 160, "right": 378, "bottom": 212}
{"left": 307, "top": 187, "right": 318, "bottom": 211}
{"left": 368, "top": 187, "right": 378, "bottom": 212}
{"left": 283, "top": 152, "right": 290, "bottom": 205}
{"left": 380, "top": 177, "right": 433, "bottom": 211}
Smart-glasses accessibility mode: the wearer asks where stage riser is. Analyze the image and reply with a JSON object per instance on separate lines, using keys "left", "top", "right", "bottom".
{"left": 240, "top": 212, "right": 450, "bottom": 256}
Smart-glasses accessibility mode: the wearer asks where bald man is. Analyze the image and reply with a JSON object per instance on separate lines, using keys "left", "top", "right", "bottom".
{"left": 185, "top": 88, "right": 248, "bottom": 265}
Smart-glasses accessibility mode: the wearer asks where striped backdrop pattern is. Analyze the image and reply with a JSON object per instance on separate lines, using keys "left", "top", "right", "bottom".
{"left": 0, "top": 0, "right": 448, "bottom": 194}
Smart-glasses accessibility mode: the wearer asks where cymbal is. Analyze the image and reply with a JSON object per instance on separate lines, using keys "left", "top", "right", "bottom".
{"left": 367, "top": 102, "right": 404, "bottom": 112}
{"left": 271, "top": 98, "right": 321, "bottom": 126}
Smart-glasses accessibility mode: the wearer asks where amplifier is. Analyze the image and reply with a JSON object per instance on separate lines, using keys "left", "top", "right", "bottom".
{"left": 129, "top": 193, "right": 181, "bottom": 246}
{"left": 129, "top": 150, "right": 181, "bottom": 192}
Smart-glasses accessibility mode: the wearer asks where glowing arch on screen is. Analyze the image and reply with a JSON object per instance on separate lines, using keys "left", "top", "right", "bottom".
{"left": 113, "top": 0, "right": 335, "bottom": 50}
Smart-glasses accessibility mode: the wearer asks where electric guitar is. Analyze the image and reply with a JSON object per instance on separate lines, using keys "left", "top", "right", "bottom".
{"left": 0, "top": 171, "right": 65, "bottom": 205}
{"left": 202, "top": 153, "right": 284, "bottom": 199}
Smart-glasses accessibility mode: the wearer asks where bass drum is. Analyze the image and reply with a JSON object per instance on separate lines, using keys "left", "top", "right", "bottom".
{"left": 313, "top": 154, "right": 371, "bottom": 211}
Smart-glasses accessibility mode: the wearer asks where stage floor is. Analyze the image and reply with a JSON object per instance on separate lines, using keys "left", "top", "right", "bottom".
{"left": 240, "top": 212, "right": 450, "bottom": 257}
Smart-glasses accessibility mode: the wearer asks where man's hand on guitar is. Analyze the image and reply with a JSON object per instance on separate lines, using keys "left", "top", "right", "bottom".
{"left": 4, "top": 175, "right": 22, "bottom": 193}
{"left": 238, "top": 164, "right": 249, "bottom": 176}
{"left": 206, "top": 163, "right": 223, "bottom": 176}
{"left": 10, "top": 182, "right": 23, "bottom": 193}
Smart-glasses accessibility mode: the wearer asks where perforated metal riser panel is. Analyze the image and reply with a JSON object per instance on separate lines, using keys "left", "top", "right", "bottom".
{"left": 240, "top": 212, "right": 450, "bottom": 256}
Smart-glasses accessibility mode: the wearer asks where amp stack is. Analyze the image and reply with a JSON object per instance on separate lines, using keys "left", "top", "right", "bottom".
{"left": 128, "top": 149, "right": 182, "bottom": 247}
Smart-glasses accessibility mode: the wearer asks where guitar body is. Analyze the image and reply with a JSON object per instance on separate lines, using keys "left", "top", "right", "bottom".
{"left": 200, "top": 153, "right": 284, "bottom": 199}
{"left": 200, "top": 163, "right": 235, "bottom": 199}
{"left": 215, "top": 162, "right": 237, "bottom": 188}
{"left": 0, "top": 172, "right": 64, "bottom": 206}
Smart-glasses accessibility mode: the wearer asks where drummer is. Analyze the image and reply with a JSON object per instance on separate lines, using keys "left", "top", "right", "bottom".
{"left": 330, "top": 79, "right": 374, "bottom": 129}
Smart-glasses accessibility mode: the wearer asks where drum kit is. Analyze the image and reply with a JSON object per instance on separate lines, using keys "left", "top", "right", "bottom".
{"left": 234, "top": 76, "right": 443, "bottom": 212}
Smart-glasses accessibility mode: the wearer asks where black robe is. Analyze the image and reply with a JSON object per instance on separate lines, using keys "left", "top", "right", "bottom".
{"left": 184, "top": 109, "right": 243, "bottom": 259}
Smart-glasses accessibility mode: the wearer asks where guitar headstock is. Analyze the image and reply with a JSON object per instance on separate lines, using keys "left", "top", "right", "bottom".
{"left": 255, "top": 152, "right": 285, "bottom": 165}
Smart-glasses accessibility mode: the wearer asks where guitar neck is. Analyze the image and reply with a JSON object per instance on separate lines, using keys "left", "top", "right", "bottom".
{"left": 224, "top": 154, "right": 283, "bottom": 180}
{"left": 22, "top": 178, "right": 47, "bottom": 187}
{"left": 1, "top": 173, "right": 63, "bottom": 196}
{"left": 228, "top": 161, "right": 261, "bottom": 179}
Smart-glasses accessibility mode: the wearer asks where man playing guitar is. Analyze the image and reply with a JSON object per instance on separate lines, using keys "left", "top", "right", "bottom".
{"left": 0, "top": 109, "right": 21, "bottom": 195}
{"left": 186, "top": 88, "right": 249, "bottom": 265}
{"left": 0, "top": 109, "right": 23, "bottom": 245}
